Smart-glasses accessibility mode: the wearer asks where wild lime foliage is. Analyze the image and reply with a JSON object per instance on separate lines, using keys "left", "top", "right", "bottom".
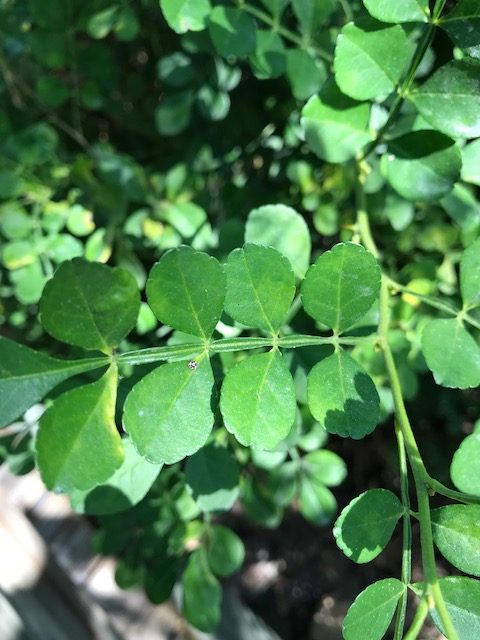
{"left": 1, "top": 0, "right": 480, "bottom": 638}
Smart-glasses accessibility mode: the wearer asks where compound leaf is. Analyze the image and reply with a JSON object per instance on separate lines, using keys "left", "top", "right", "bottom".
{"left": 224, "top": 244, "right": 295, "bottom": 333}
{"left": 334, "top": 19, "right": 411, "bottom": 101}
{"left": 183, "top": 550, "right": 221, "bottom": 632}
{"left": 245, "top": 204, "right": 311, "bottom": 278}
{"left": 220, "top": 350, "right": 296, "bottom": 450}
{"left": 343, "top": 579, "right": 404, "bottom": 640}
{"left": 185, "top": 443, "right": 240, "bottom": 512}
{"left": 451, "top": 433, "right": 480, "bottom": 495}
{"left": 301, "top": 242, "right": 381, "bottom": 333}
{"left": 301, "top": 84, "right": 371, "bottom": 164}
{"left": 383, "top": 131, "right": 461, "bottom": 202}
{"left": 334, "top": 489, "right": 404, "bottom": 563}
{"left": 40, "top": 258, "right": 140, "bottom": 352}
{"left": 422, "top": 319, "right": 480, "bottom": 389}
{"left": 146, "top": 246, "right": 225, "bottom": 339}
{"left": 36, "top": 364, "right": 124, "bottom": 493}
{"left": 307, "top": 350, "right": 380, "bottom": 439}
{"left": 460, "top": 237, "right": 480, "bottom": 307}
{"left": 411, "top": 61, "right": 480, "bottom": 139}
{"left": 206, "top": 525, "right": 245, "bottom": 577}
{"left": 431, "top": 505, "right": 480, "bottom": 577}
{"left": 69, "top": 438, "right": 162, "bottom": 515}
{"left": 160, "top": 0, "right": 211, "bottom": 34}
{"left": 123, "top": 358, "right": 215, "bottom": 464}
{"left": 0, "top": 337, "right": 108, "bottom": 428}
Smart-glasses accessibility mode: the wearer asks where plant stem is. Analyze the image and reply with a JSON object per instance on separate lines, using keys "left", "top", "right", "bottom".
{"left": 426, "top": 476, "right": 480, "bottom": 506}
{"left": 379, "top": 276, "right": 459, "bottom": 640}
{"left": 403, "top": 597, "right": 429, "bottom": 640}
{"left": 393, "top": 422, "right": 412, "bottom": 640}
{"left": 238, "top": 1, "right": 333, "bottom": 61}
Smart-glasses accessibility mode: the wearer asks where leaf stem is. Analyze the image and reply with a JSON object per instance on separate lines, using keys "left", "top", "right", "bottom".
{"left": 238, "top": 1, "right": 333, "bottom": 61}
{"left": 393, "top": 422, "right": 412, "bottom": 640}
{"left": 426, "top": 476, "right": 480, "bottom": 506}
{"left": 403, "top": 597, "right": 429, "bottom": 640}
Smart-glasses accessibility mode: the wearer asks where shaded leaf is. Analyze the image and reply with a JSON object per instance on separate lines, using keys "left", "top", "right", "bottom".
{"left": 298, "top": 476, "right": 337, "bottom": 525}
{"left": 208, "top": 6, "right": 256, "bottom": 58}
{"left": 285, "top": 48, "right": 326, "bottom": 100}
{"left": 440, "top": 0, "right": 480, "bottom": 50}
{"left": 460, "top": 237, "right": 480, "bottom": 307}
{"left": 206, "top": 525, "right": 245, "bottom": 576}
{"left": 185, "top": 443, "right": 239, "bottom": 512}
{"left": 307, "top": 350, "right": 380, "bottom": 439}
{"left": 430, "top": 577, "right": 480, "bottom": 639}
{"left": 431, "top": 505, "right": 480, "bottom": 577}
{"left": 183, "top": 550, "right": 221, "bottom": 632}
{"left": 302, "top": 450, "right": 347, "bottom": 487}
{"left": 451, "top": 433, "right": 480, "bottom": 495}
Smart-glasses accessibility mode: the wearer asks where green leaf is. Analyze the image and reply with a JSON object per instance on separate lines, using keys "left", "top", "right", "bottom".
{"left": 245, "top": 204, "right": 311, "bottom": 278}
{"left": 343, "top": 579, "right": 404, "bottom": 640}
{"left": 146, "top": 246, "right": 225, "bottom": 339}
{"left": 69, "top": 438, "right": 162, "bottom": 515}
{"left": 185, "top": 443, "right": 240, "bottom": 512}
{"left": 206, "top": 525, "right": 245, "bottom": 576}
{"left": 301, "top": 84, "right": 372, "bottom": 164}
{"left": 411, "top": 61, "right": 480, "bottom": 139}
{"left": 224, "top": 244, "right": 296, "bottom": 333}
{"left": 431, "top": 505, "right": 480, "bottom": 577}
{"left": 382, "top": 131, "right": 461, "bottom": 202}
{"left": 461, "top": 237, "right": 480, "bottom": 307}
{"left": 155, "top": 90, "right": 194, "bottom": 135}
{"left": 157, "top": 52, "right": 196, "bottom": 87}
{"left": 334, "top": 489, "right": 403, "bottom": 563}
{"left": 123, "top": 358, "right": 214, "bottom": 464}
{"left": 298, "top": 476, "right": 337, "bottom": 525}
{"left": 451, "top": 433, "right": 480, "bottom": 495}
{"left": 302, "top": 450, "right": 347, "bottom": 487}
{"left": 285, "top": 48, "right": 326, "bottom": 100}
{"left": 183, "top": 550, "right": 221, "bottom": 632}
{"left": 307, "top": 350, "right": 380, "bottom": 439}
{"left": 241, "top": 476, "right": 283, "bottom": 528}
{"left": 301, "top": 242, "right": 381, "bottom": 333}
{"left": 249, "top": 30, "right": 285, "bottom": 80}
{"left": 462, "top": 139, "right": 480, "bottom": 186}
{"left": 441, "top": 184, "right": 480, "bottom": 234}
{"left": 220, "top": 350, "right": 297, "bottom": 450}
{"left": 362, "top": 0, "right": 429, "bottom": 23}
{"left": 334, "top": 19, "right": 411, "bottom": 101}
{"left": 160, "top": 0, "right": 211, "bottom": 34}
{"left": 260, "top": 0, "right": 290, "bottom": 19}
{"left": 430, "top": 577, "right": 480, "bottom": 639}
{"left": 439, "top": 0, "right": 480, "bottom": 50}
{"left": 208, "top": 7, "right": 256, "bottom": 58}
{"left": 87, "top": 6, "right": 118, "bottom": 39}
{"left": 422, "top": 319, "right": 480, "bottom": 389}
{"left": 36, "top": 364, "right": 124, "bottom": 493}
{"left": 0, "top": 337, "right": 109, "bottom": 429}
{"left": 292, "top": 0, "right": 337, "bottom": 35}
{"left": 40, "top": 258, "right": 140, "bottom": 352}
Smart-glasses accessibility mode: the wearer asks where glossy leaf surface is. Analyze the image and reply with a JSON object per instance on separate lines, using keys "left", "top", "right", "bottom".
{"left": 431, "top": 505, "right": 480, "bottom": 577}
{"left": 335, "top": 19, "right": 411, "bottom": 101}
{"left": 123, "top": 358, "right": 214, "bottom": 464}
{"left": 307, "top": 350, "right": 380, "bottom": 439}
{"left": 301, "top": 242, "right": 381, "bottom": 333}
{"left": 412, "top": 61, "right": 480, "bottom": 139}
{"left": 422, "top": 319, "right": 480, "bottom": 389}
{"left": 383, "top": 131, "right": 461, "bottom": 202}
{"left": 301, "top": 85, "right": 371, "bottom": 163}
{"left": 220, "top": 350, "right": 296, "bottom": 450}
{"left": 224, "top": 244, "right": 295, "bottom": 333}
{"left": 146, "top": 246, "right": 225, "bottom": 339}
{"left": 334, "top": 489, "right": 404, "bottom": 563}
{"left": 343, "top": 579, "right": 404, "bottom": 640}
{"left": 40, "top": 259, "right": 140, "bottom": 351}
{"left": 36, "top": 365, "right": 124, "bottom": 492}
{"left": 430, "top": 577, "right": 480, "bottom": 639}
